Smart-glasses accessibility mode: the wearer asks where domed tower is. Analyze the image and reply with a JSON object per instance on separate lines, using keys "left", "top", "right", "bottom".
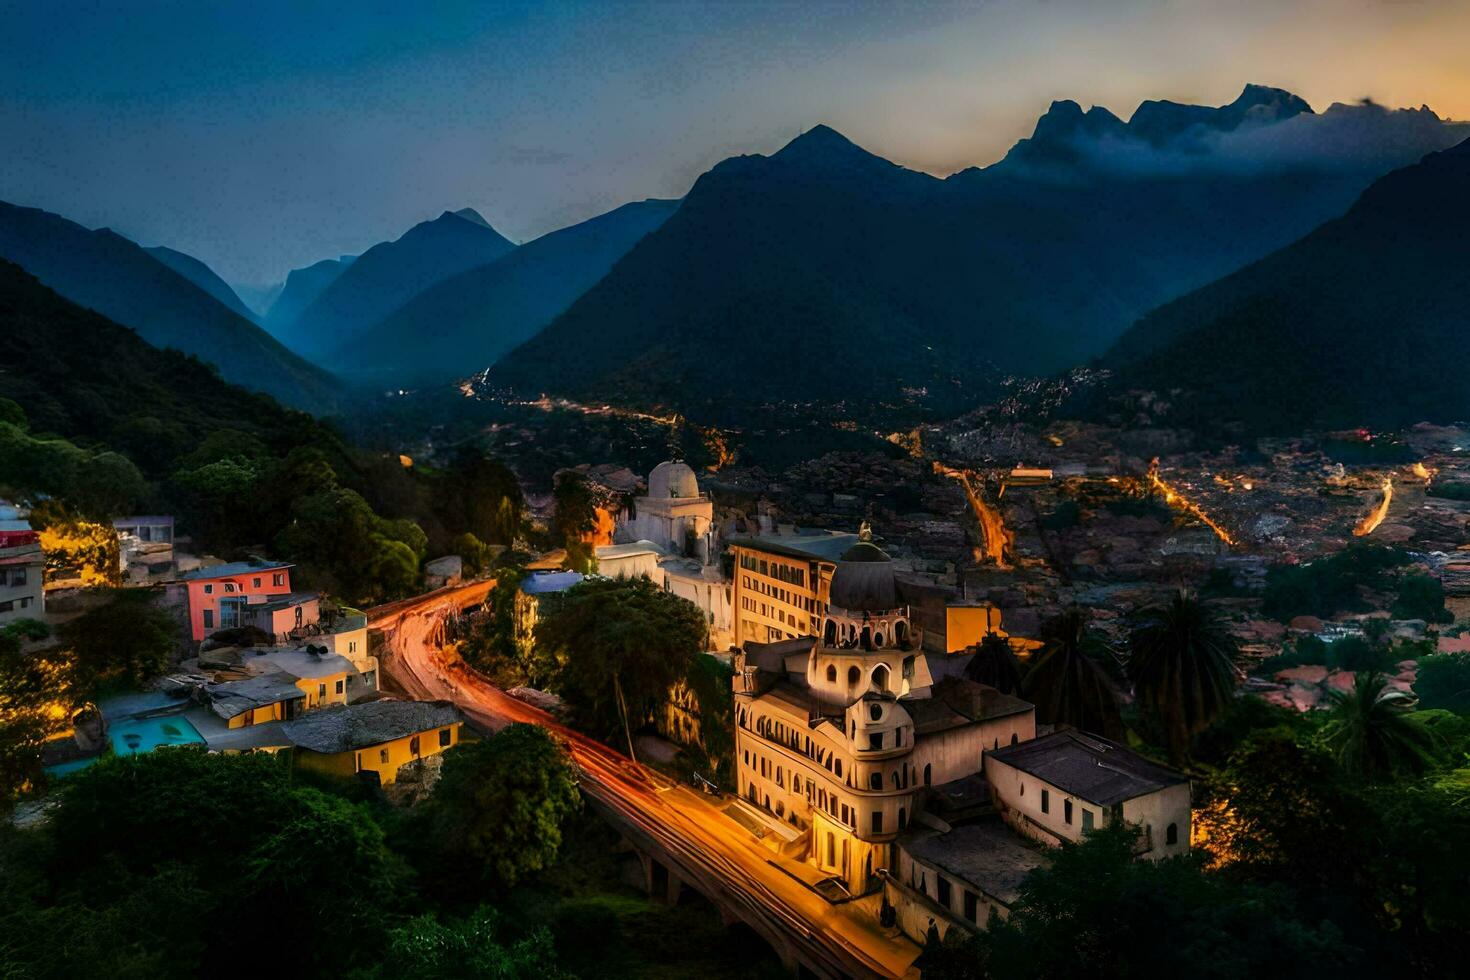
{"left": 648, "top": 460, "right": 700, "bottom": 501}
{"left": 621, "top": 460, "right": 714, "bottom": 559}
{"left": 821, "top": 524, "right": 913, "bottom": 653}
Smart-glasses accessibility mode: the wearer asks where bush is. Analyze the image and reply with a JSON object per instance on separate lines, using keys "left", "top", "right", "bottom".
{"left": 1392, "top": 572, "right": 1453, "bottom": 623}
{"left": 1262, "top": 544, "right": 1410, "bottom": 621}
{"left": 1414, "top": 653, "right": 1470, "bottom": 714}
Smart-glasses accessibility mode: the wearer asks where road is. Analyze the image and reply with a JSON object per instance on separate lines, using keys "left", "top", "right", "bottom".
{"left": 369, "top": 582, "right": 922, "bottom": 980}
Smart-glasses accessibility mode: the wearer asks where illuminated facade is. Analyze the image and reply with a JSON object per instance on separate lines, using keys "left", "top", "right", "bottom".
{"left": 732, "top": 529, "right": 1036, "bottom": 894}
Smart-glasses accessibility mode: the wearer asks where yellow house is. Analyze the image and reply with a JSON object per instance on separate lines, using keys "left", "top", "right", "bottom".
{"left": 208, "top": 672, "right": 307, "bottom": 729}
{"left": 282, "top": 699, "right": 464, "bottom": 785}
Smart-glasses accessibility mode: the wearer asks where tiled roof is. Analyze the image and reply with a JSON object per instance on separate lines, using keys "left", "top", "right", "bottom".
{"left": 282, "top": 700, "right": 461, "bottom": 754}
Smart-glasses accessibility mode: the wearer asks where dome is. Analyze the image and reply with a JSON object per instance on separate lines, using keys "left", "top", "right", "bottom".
{"left": 829, "top": 542, "right": 898, "bottom": 611}
{"left": 648, "top": 460, "right": 699, "bottom": 500}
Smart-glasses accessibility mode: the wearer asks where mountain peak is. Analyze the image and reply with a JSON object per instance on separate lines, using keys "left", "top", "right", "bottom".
{"left": 450, "top": 207, "right": 491, "bottom": 229}
{"left": 775, "top": 124, "right": 865, "bottom": 161}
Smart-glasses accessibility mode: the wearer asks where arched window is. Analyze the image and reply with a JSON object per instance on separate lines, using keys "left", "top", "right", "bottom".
{"left": 847, "top": 666, "right": 860, "bottom": 686}
{"left": 871, "top": 663, "right": 890, "bottom": 693}
{"left": 1011, "top": 732, "right": 1019, "bottom": 745}
{"left": 923, "top": 763, "right": 932, "bottom": 786}
{"left": 824, "top": 619, "right": 837, "bottom": 646}
{"left": 1166, "top": 823, "right": 1179, "bottom": 845}
{"left": 874, "top": 630, "right": 885, "bottom": 648}
{"left": 899, "top": 806, "right": 907, "bottom": 829}
{"left": 895, "top": 620, "right": 909, "bottom": 646}
{"left": 869, "top": 702, "right": 882, "bottom": 722}
{"left": 826, "top": 664, "right": 837, "bottom": 683}
{"left": 869, "top": 772, "right": 882, "bottom": 790}
{"left": 834, "top": 759, "right": 843, "bottom": 778}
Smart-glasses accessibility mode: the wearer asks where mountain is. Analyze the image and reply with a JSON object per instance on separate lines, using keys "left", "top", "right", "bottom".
{"left": 1105, "top": 139, "right": 1470, "bottom": 433}
{"left": 487, "top": 92, "right": 1467, "bottom": 424}
{"left": 0, "top": 258, "right": 339, "bottom": 480}
{"left": 0, "top": 201, "right": 337, "bottom": 413}
{"left": 263, "top": 255, "right": 355, "bottom": 342}
{"left": 331, "top": 199, "right": 680, "bottom": 388}
{"left": 284, "top": 209, "right": 516, "bottom": 362}
{"left": 143, "top": 244, "right": 259, "bottom": 322}
{"left": 234, "top": 280, "right": 285, "bottom": 318}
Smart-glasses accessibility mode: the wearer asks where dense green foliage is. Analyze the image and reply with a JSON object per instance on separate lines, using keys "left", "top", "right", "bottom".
{"left": 1322, "top": 671, "right": 1441, "bottom": 779}
{"left": 415, "top": 724, "right": 582, "bottom": 890}
{"left": 1413, "top": 651, "right": 1470, "bottom": 713}
{"left": 1260, "top": 543, "right": 1409, "bottom": 621}
{"left": 1127, "top": 592, "right": 1239, "bottom": 759}
{"left": 552, "top": 471, "right": 599, "bottom": 573}
{"left": 534, "top": 577, "right": 707, "bottom": 747}
{"left": 0, "top": 259, "right": 526, "bottom": 605}
{"left": 1390, "top": 571, "right": 1453, "bottom": 623}
{"left": 58, "top": 589, "right": 179, "bottom": 694}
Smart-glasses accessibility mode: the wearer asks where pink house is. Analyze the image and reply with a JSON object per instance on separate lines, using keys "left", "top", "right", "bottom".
{"left": 182, "top": 559, "right": 294, "bottom": 642}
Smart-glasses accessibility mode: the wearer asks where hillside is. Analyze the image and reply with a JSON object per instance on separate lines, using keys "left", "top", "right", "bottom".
{"left": 487, "top": 90, "right": 1467, "bottom": 424}
{"left": 0, "top": 202, "right": 338, "bottom": 413}
{"left": 285, "top": 209, "right": 516, "bottom": 362}
{"left": 143, "top": 244, "right": 258, "bottom": 322}
{"left": 1105, "top": 139, "right": 1470, "bottom": 433}
{"left": 0, "top": 259, "right": 341, "bottom": 478}
{"left": 333, "top": 198, "right": 680, "bottom": 388}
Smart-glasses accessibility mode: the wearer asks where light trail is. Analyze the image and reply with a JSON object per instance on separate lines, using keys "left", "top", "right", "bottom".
{"left": 1353, "top": 477, "right": 1394, "bottom": 536}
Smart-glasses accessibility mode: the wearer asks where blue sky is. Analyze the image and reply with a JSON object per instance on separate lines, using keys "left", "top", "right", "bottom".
{"left": 3, "top": 0, "right": 1466, "bottom": 284}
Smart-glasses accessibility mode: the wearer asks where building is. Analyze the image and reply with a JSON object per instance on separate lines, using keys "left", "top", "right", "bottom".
{"left": 984, "top": 729, "right": 1191, "bottom": 858}
{"left": 617, "top": 460, "right": 715, "bottom": 559}
{"left": 114, "top": 515, "right": 174, "bottom": 580}
{"left": 886, "top": 820, "right": 1047, "bottom": 942}
{"left": 180, "top": 559, "right": 294, "bottom": 642}
{"left": 0, "top": 529, "right": 44, "bottom": 626}
{"left": 729, "top": 528, "right": 858, "bottom": 646}
{"left": 282, "top": 699, "right": 464, "bottom": 785}
{"left": 662, "top": 556, "right": 735, "bottom": 650}
{"left": 595, "top": 540, "right": 663, "bottom": 581}
{"left": 732, "top": 528, "right": 1036, "bottom": 895}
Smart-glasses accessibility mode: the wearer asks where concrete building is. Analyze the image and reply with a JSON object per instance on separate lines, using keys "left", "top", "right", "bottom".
{"left": 985, "top": 729, "right": 1191, "bottom": 858}
{"left": 618, "top": 460, "right": 715, "bottom": 559}
{"left": 729, "top": 528, "right": 858, "bottom": 646}
{"left": 180, "top": 559, "right": 293, "bottom": 642}
{"left": 283, "top": 699, "right": 464, "bottom": 785}
{"left": 0, "top": 529, "right": 44, "bottom": 626}
{"left": 114, "top": 515, "right": 174, "bottom": 580}
{"left": 886, "top": 821, "right": 1046, "bottom": 942}
{"left": 732, "top": 529, "right": 1036, "bottom": 895}
{"left": 595, "top": 540, "right": 663, "bottom": 581}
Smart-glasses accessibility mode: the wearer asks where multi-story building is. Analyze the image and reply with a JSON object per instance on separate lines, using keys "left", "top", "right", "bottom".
{"left": 180, "top": 559, "right": 294, "bottom": 642}
{"left": 729, "top": 528, "right": 857, "bottom": 646}
{"left": 0, "top": 529, "right": 44, "bottom": 626}
{"left": 732, "top": 529, "right": 1036, "bottom": 895}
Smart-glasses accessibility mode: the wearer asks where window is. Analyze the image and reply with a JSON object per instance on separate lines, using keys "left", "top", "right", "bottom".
{"left": 826, "top": 833, "right": 835, "bottom": 865}
{"left": 253, "top": 577, "right": 262, "bottom": 588}
{"left": 964, "top": 889, "right": 979, "bottom": 923}
{"left": 937, "top": 876, "right": 952, "bottom": 907}
{"left": 869, "top": 772, "right": 882, "bottom": 790}
{"left": 1064, "top": 799, "right": 1073, "bottom": 825}
{"left": 826, "top": 664, "right": 837, "bottom": 683}
{"left": 223, "top": 583, "right": 236, "bottom": 593}
{"left": 1040, "top": 788, "right": 1050, "bottom": 814}
{"left": 1011, "top": 732, "right": 1019, "bottom": 745}
{"left": 349, "top": 641, "right": 357, "bottom": 653}
{"left": 202, "top": 609, "right": 214, "bottom": 629}
{"left": 869, "top": 732, "right": 884, "bottom": 751}
{"left": 899, "top": 806, "right": 907, "bottom": 829}
{"left": 871, "top": 810, "right": 883, "bottom": 833}
{"left": 834, "top": 759, "right": 842, "bottom": 778}
{"left": 273, "top": 573, "right": 285, "bottom": 586}
{"left": 334, "top": 679, "right": 344, "bottom": 695}
{"left": 847, "top": 666, "right": 860, "bottom": 686}
{"left": 923, "top": 763, "right": 932, "bottom": 786}
{"left": 438, "top": 727, "right": 452, "bottom": 747}
{"left": 1166, "top": 822, "right": 1179, "bottom": 845}
{"left": 203, "top": 584, "right": 214, "bottom": 595}
{"left": 379, "top": 748, "right": 390, "bottom": 764}
{"left": 317, "top": 683, "right": 326, "bottom": 699}
{"left": 10, "top": 569, "right": 25, "bottom": 586}
{"left": 1082, "top": 808, "right": 1094, "bottom": 831}
{"left": 868, "top": 702, "right": 882, "bottom": 722}
{"left": 409, "top": 735, "right": 421, "bottom": 756}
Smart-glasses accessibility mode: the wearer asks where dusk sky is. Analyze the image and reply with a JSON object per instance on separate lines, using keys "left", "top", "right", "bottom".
{"left": 4, "top": 0, "right": 1468, "bottom": 285}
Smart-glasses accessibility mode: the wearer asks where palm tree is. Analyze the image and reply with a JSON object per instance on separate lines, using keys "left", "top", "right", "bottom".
{"left": 1023, "top": 609, "right": 1123, "bottom": 738}
{"left": 1127, "top": 591, "right": 1239, "bottom": 760}
{"left": 965, "top": 631, "right": 1022, "bottom": 694}
{"left": 1323, "top": 670, "right": 1440, "bottom": 779}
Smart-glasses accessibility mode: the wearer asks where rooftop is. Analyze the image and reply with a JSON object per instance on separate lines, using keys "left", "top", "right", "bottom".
{"left": 247, "top": 647, "right": 354, "bottom": 679}
{"left": 521, "top": 570, "right": 586, "bottom": 595}
{"left": 986, "top": 729, "right": 1187, "bottom": 806}
{"left": 906, "top": 678, "right": 1034, "bottom": 734}
{"left": 729, "top": 530, "right": 859, "bottom": 564}
{"left": 207, "top": 671, "right": 305, "bottom": 720}
{"left": 596, "top": 540, "right": 667, "bottom": 560}
{"left": 903, "top": 819, "right": 1047, "bottom": 906}
{"left": 242, "top": 592, "right": 319, "bottom": 613}
{"left": 181, "top": 559, "right": 292, "bottom": 582}
{"left": 282, "top": 699, "right": 461, "bottom": 754}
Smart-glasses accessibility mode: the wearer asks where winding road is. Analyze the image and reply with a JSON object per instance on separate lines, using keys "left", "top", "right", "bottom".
{"left": 369, "top": 581, "right": 922, "bottom": 979}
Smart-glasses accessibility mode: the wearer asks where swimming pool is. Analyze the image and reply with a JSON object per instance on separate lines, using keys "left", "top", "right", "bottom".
{"left": 109, "top": 714, "right": 206, "bottom": 755}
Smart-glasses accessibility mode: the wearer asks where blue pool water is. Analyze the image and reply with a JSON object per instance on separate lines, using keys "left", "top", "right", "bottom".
{"left": 109, "top": 714, "right": 206, "bottom": 756}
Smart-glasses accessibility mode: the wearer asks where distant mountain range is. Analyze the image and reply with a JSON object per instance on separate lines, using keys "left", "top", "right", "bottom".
{"left": 0, "top": 201, "right": 338, "bottom": 413}
{"left": 1104, "top": 137, "right": 1470, "bottom": 434}
{"left": 486, "top": 87, "right": 1468, "bottom": 422}
{"left": 143, "top": 244, "right": 259, "bottom": 323}
{"left": 331, "top": 199, "right": 680, "bottom": 388}
{"left": 263, "top": 255, "right": 356, "bottom": 339}
{"left": 273, "top": 208, "right": 515, "bottom": 361}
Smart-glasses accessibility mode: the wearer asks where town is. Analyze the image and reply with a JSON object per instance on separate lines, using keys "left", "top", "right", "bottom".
{"left": 3, "top": 4, "right": 1470, "bottom": 977}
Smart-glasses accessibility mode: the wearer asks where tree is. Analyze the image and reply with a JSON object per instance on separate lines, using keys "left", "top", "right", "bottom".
{"left": 965, "top": 631, "right": 1022, "bottom": 694}
{"left": 459, "top": 565, "right": 532, "bottom": 686}
{"left": 423, "top": 724, "right": 581, "bottom": 889}
{"left": 442, "top": 448, "right": 524, "bottom": 546}
{"left": 954, "top": 825, "right": 1350, "bottom": 980}
{"left": 1127, "top": 592, "right": 1239, "bottom": 760}
{"left": 534, "top": 577, "right": 706, "bottom": 747}
{"left": 1, "top": 624, "right": 76, "bottom": 804}
{"left": 1413, "top": 651, "right": 1470, "bottom": 714}
{"left": 1392, "top": 571, "right": 1452, "bottom": 623}
{"left": 552, "top": 471, "right": 599, "bottom": 573}
{"left": 379, "top": 907, "right": 568, "bottom": 980}
{"left": 60, "top": 588, "right": 178, "bottom": 693}
{"left": 275, "top": 483, "right": 425, "bottom": 604}
{"left": 1323, "top": 670, "right": 1441, "bottom": 780}
{"left": 1022, "top": 609, "right": 1123, "bottom": 739}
